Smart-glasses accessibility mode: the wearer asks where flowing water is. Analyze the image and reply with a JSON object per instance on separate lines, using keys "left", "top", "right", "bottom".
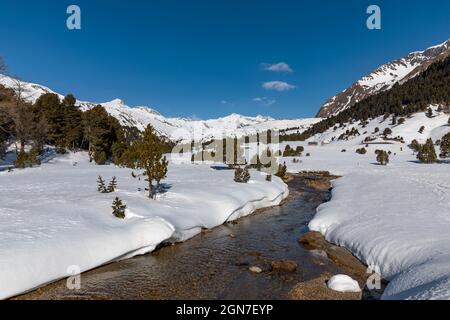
{"left": 17, "top": 175, "right": 357, "bottom": 300}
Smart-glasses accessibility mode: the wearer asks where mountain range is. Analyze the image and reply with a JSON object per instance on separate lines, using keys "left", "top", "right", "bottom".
{"left": 0, "top": 75, "right": 318, "bottom": 143}
{"left": 1, "top": 38, "right": 449, "bottom": 143}
{"left": 317, "top": 39, "right": 450, "bottom": 118}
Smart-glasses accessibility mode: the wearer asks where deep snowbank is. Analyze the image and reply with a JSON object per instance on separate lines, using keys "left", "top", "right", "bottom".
{"left": 309, "top": 166, "right": 450, "bottom": 299}
{"left": 0, "top": 152, "right": 288, "bottom": 299}
{"left": 277, "top": 107, "right": 450, "bottom": 299}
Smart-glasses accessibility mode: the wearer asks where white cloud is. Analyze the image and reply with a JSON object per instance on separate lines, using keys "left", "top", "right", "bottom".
{"left": 252, "top": 97, "right": 276, "bottom": 106}
{"left": 262, "top": 81, "right": 296, "bottom": 92}
{"left": 261, "top": 62, "right": 293, "bottom": 73}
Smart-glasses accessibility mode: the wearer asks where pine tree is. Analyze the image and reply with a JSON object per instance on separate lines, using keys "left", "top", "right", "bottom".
{"left": 112, "top": 197, "right": 126, "bottom": 219}
{"left": 34, "top": 93, "right": 65, "bottom": 148}
{"left": 375, "top": 150, "right": 389, "bottom": 165}
{"left": 265, "top": 174, "right": 272, "bottom": 182}
{"left": 131, "top": 125, "right": 168, "bottom": 199}
{"left": 383, "top": 128, "right": 392, "bottom": 136}
{"left": 234, "top": 166, "right": 250, "bottom": 183}
{"left": 154, "top": 156, "right": 169, "bottom": 192}
{"left": 14, "top": 148, "right": 40, "bottom": 168}
{"left": 62, "top": 94, "right": 83, "bottom": 151}
{"left": 107, "top": 176, "right": 117, "bottom": 193}
{"left": 82, "top": 105, "right": 124, "bottom": 165}
{"left": 97, "top": 176, "right": 107, "bottom": 193}
{"left": 275, "top": 162, "right": 287, "bottom": 178}
{"left": 417, "top": 138, "right": 438, "bottom": 163}
{"left": 356, "top": 147, "right": 367, "bottom": 155}
{"left": 410, "top": 139, "right": 421, "bottom": 153}
{"left": 440, "top": 133, "right": 450, "bottom": 159}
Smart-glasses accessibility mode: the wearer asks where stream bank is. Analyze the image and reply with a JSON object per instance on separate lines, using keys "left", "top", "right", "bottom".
{"left": 15, "top": 173, "right": 380, "bottom": 300}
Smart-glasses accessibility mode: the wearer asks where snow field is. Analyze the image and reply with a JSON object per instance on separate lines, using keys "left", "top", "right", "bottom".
{"left": 0, "top": 152, "right": 288, "bottom": 299}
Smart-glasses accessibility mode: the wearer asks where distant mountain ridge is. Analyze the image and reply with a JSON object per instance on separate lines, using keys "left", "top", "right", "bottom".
{"left": 0, "top": 75, "right": 319, "bottom": 143}
{"left": 317, "top": 39, "right": 450, "bottom": 118}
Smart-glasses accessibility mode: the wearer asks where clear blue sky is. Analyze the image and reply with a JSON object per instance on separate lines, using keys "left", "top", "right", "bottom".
{"left": 0, "top": 0, "right": 449, "bottom": 119}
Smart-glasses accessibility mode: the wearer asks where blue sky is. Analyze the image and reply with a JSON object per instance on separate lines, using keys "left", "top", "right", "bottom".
{"left": 0, "top": 0, "right": 449, "bottom": 119}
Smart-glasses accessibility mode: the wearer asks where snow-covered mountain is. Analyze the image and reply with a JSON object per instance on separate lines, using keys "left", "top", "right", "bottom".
{"left": 0, "top": 75, "right": 319, "bottom": 143}
{"left": 317, "top": 39, "right": 450, "bottom": 118}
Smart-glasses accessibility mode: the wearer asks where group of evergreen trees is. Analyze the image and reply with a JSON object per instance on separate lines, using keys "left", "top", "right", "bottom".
{"left": 283, "top": 145, "right": 304, "bottom": 157}
{"left": 416, "top": 139, "right": 438, "bottom": 163}
{"left": 0, "top": 86, "right": 128, "bottom": 166}
{"left": 1, "top": 76, "right": 170, "bottom": 199}
{"left": 409, "top": 135, "right": 450, "bottom": 163}
{"left": 97, "top": 176, "right": 118, "bottom": 193}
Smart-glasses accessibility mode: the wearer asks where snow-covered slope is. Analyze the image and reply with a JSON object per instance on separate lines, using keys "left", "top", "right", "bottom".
{"left": 317, "top": 39, "right": 450, "bottom": 118}
{"left": 276, "top": 106, "right": 450, "bottom": 300}
{"left": 0, "top": 152, "right": 288, "bottom": 299}
{"left": 0, "top": 75, "right": 319, "bottom": 143}
{"left": 309, "top": 105, "right": 449, "bottom": 149}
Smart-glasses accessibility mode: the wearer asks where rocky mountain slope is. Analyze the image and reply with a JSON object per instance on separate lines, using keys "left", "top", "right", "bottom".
{"left": 317, "top": 39, "right": 450, "bottom": 118}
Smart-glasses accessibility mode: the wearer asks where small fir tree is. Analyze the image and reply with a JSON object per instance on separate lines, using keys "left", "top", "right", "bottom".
{"left": 112, "top": 197, "right": 126, "bottom": 219}
{"left": 410, "top": 139, "right": 421, "bottom": 153}
{"left": 97, "top": 176, "right": 107, "bottom": 193}
{"left": 234, "top": 166, "right": 251, "bottom": 183}
{"left": 356, "top": 147, "right": 367, "bottom": 155}
{"left": 275, "top": 162, "right": 287, "bottom": 178}
{"left": 107, "top": 176, "right": 117, "bottom": 193}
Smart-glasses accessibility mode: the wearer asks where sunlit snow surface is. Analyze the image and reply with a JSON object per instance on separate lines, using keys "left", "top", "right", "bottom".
{"left": 0, "top": 154, "right": 288, "bottom": 299}
{"left": 327, "top": 275, "right": 361, "bottom": 293}
{"left": 281, "top": 107, "right": 450, "bottom": 300}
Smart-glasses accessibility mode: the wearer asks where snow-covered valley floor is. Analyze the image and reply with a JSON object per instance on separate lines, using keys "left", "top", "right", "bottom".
{"left": 310, "top": 162, "right": 450, "bottom": 299}
{"left": 280, "top": 111, "right": 450, "bottom": 299}
{"left": 0, "top": 152, "right": 288, "bottom": 299}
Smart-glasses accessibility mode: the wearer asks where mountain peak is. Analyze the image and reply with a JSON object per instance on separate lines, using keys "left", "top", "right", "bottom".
{"left": 317, "top": 38, "right": 450, "bottom": 118}
{"left": 0, "top": 74, "right": 318, "bottom": 143}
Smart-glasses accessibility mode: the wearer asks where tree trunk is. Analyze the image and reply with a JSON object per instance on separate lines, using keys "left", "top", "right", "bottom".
{"left": 148, "top": 183, "right": 154, "bottom": 199}
{"left": 20, "top": 139, "right": 25, "bottom": 153}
